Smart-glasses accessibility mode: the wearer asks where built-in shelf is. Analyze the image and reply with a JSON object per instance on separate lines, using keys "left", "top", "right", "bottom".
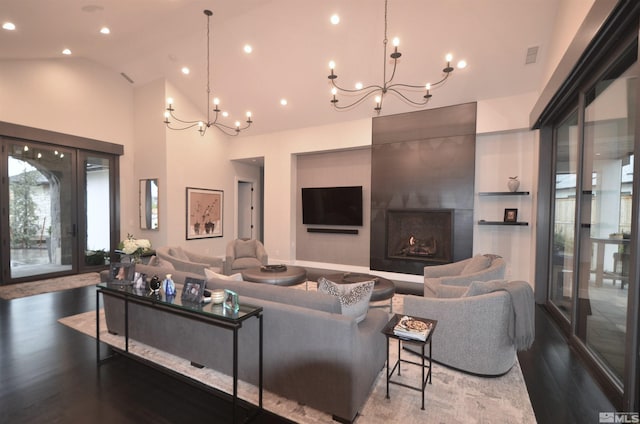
{"left": 478, "top": 220, "right": 529, "bottom": 226}
{"left": 478, "top": 191, "right": 530, "bottom": 196}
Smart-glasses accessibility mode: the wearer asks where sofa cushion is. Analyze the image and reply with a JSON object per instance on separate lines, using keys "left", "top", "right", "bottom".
{"left": 462, "top": 279, "right": 507, "bottom": 297}
{"left": 317, "top": 277, "right": 374, "bottom": 323}
{"left": 205, "top": 277, "right": 341, "bottom": 314}
{"left": 235, "top": 240, "right": 257, "bottom": 258}
{"left": 232, "top": 257, "right": 262, "bottom": 269}
{"left": 204, "top": 268, "right": 243, "bottom": 281}
{"left": 461, "top": 254, "right": 491, "bottom": 275}
{"left": 436, "top": 284, "right": 467, "bottom": 298}
{"left": 169, "top": 246, "right": 189, "bottom": 261}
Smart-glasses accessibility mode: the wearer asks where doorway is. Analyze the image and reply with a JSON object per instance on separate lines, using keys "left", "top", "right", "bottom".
{"left": 237, "top": 180, "right": 254, "bottom": 239}
{"left": 0, "top": 124, "right": 121, "bottom": 285}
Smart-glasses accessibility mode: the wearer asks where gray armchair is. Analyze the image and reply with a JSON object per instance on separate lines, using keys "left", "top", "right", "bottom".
{"left": 224, "top": 238, "right": 268, "bottom": 275}
{"left": 423, "top": 254, "right": 506, "bottom": 297}
{"left": 155, "top": 246, "right": 223, "bottom": 275}
{"left": 403, "top": 288, "right": 517, "bottom": 376}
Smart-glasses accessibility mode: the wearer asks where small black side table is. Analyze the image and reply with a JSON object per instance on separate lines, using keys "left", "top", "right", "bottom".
{"left": 381, "top": 314, "right": 437, "bottom": 410}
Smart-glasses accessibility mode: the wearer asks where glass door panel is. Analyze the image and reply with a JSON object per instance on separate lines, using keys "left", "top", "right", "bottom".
{"left": 576, "top": 51, "right": 636, "bottom": 383}
{"left": 81, "top": 155, "right": 112, "bottom": 270}
{"left": 8, "top": 143, "right": 75, "bottom": 279}
{"left": 550, "top": 110, "right": 579, "bottom": 320}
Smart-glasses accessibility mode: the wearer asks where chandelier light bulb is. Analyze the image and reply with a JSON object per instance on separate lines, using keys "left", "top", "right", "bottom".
{"left": 213, "top": 97, "right": 220, "bottom": 105}
{"left": 392, "top": 37, "right": 400, "bottom": 47}
{"left": 246, "top": 111, "right": 252, "bottom": 118}
{"left": 445, "top": 53, "right": 453, "bottom": 62}
{"left": 375, "top": 95, "right": 381, "bottom": 104}
{"left": 329, "top": 61, "right": 336, "bottom": 70}
{"left": 167, "top": 97, "right": 174, "bottom": 105}
{"left": 355, "top": 82, "right": 363, "bottom": 90}
{"left": 198, "top": 121, "right": 204, "bottom": 127}
{"left": 164, "top": 111, "right": 170, "bottom": 119}
{"left": 331, "top": 87, "right": 338, "bottom": 95}
{"left": 425, "top": 83, "right": 431, "bottom": 90}
{"left": 235, "top": 121, "right": 241, "bottom": 128}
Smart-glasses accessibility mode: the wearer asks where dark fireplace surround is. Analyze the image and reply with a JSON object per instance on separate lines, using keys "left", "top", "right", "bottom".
{"left": 370, "top": 103, "right": 476, "bottom": 275}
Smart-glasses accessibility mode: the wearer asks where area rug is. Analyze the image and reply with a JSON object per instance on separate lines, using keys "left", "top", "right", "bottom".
{"left": 59, "top": 295, "right": 536, "bottom": 424}
{"left": 0, "top": 272, "right": 100, "bottom": 300}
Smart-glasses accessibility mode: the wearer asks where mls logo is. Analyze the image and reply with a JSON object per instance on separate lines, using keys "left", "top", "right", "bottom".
{"left": 600, "top": 412, "right": 640, "bottom": 423}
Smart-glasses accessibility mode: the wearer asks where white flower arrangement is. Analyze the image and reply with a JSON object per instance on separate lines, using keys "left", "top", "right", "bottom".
{"left": 119, "top": 234, "right": 152, "bottom": 256}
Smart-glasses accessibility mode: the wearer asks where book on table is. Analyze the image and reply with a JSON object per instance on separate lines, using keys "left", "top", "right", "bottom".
{"left": 393, "top": 316, "right": 433, "bottom": 341}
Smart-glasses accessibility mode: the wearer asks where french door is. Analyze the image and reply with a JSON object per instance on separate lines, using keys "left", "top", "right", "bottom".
{"left": 1, "top": 136, "right": 117, "bottom": 284}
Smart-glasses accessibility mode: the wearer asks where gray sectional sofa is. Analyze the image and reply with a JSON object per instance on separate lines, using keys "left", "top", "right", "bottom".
{"left": 101, "top": 271, "right": 388, "bottom": 423}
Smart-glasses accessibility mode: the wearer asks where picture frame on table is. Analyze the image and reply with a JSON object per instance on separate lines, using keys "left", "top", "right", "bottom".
{"left": 186, "top": 187, "right": 223, "bottom": 240}
{"left": 504, "top": 208, "right": 518, "bottom": 223}
{"left": 181, "top": 277, "right": 206, "bottom": 303}
{"left": 109, "top": 262, "right": 135, "bottom": 283}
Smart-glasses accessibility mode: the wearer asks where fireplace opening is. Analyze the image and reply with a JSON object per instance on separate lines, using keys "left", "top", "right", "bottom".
{"left": 386, "top": 209, "right": 453, "bottom": 265}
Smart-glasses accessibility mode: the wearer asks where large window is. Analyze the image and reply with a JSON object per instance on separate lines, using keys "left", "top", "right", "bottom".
{"left": 541, "top": 20, "right": 639, "bottom": 408}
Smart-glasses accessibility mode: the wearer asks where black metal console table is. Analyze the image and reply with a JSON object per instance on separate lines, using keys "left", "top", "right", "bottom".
{"left": 96, "top": 282, "right": 263, "bottom": 423}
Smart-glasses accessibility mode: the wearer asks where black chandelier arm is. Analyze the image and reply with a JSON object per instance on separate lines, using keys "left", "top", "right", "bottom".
{"left": 330, "top": 79, "right": 382, "bottom": 94}
{"left": 384, "top": 57, "right": 399, "bottom": 87}
{"left": 331, "top": 88, "right": 383, "bottom": 110}
{"left": 386, "top": 88, "right": 430, "bottom": 106}
{"left": 165, "top": 109, "right": 205, "bottom": 126}
{"left": 386, "top": 70, "right": 453, "bottom": 92}
{"left": 165, "top": 121, "right": 204, "bottom": 131}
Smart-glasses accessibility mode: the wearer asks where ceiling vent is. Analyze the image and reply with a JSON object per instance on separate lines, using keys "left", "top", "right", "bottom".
{"left": 525, "top": 46, "right": 539, "bottom": 64}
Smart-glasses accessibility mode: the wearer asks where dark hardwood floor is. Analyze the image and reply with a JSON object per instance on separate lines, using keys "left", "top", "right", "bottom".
{"left": 518, "top": 304, "right": 616, "bottom": 423}
{"left": 0, "top": 285, "right": 615, "bottom": 423}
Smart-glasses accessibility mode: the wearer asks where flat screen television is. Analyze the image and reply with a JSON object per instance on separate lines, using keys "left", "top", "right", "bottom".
{"left": 302, "top": 186, "right": 363, "bottom": 226}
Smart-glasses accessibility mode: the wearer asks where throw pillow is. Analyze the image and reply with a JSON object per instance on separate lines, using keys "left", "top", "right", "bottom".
{"left": 462, "top": 279, "right": 507, "bottom": 297}
{"left": 169, "top": 246, "right": 189, "bottom": 261}
{"left": 235, "top": 240, "right": 257, "bottom": 259}
{"left": 317, "top": 277, "right": 374, "bottom": 323}
{"left": 148, "top": 255, "right": 175, "bottom": 270}
{"left": 204, "top": 267, "right": 243, "bottom": 282}
{"left": 461, "top": 254, "right": 491, "bottom": 275}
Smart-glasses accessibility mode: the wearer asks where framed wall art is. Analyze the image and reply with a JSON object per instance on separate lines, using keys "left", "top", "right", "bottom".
{"left": 186, "top": 187, "right": 223, "bottom": 239}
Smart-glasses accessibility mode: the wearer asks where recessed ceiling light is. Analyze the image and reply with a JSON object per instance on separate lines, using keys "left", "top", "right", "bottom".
{"left": 280, "top": 99, "right": 288, "bottom": 106}
{"left": 2, "top": 22, "right": 16, "bottom": 31}
{"left": 100, "top": 27, "right": 110, "bottom": 35}
{"left": 62, "top": 48, "right": 72, "bottom": 55}
{"left": 244, "top": 44, "right": 252, "bottom": 54}
{"left": 222, "top": 111, "right": 229, "bottom": 117}
{"left": 330, "top": 14, "right": 340, "bottom": 25}
{"left": 181, "top": 67, "right": 190, "bottom": 75}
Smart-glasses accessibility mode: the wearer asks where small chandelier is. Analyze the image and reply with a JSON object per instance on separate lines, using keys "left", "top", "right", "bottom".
{"left": 327, "top": 0, "right": 466, "bottom": 114}
{"left": 164, "top": 10, "right": 253, "bottom": 136}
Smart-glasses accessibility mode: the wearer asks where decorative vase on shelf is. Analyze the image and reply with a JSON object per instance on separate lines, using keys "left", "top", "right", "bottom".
{"left": 508, "top": 176, "right": 520, "bottom": 192}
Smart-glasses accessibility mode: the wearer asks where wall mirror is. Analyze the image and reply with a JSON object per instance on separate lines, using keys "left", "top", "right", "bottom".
{"left": 140, "top": 178, "right": 159, "bottom": 230}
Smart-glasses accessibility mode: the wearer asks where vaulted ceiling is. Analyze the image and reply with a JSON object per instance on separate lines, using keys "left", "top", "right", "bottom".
{"left": 1, "top": 0, "right": 562, "bottom": 136}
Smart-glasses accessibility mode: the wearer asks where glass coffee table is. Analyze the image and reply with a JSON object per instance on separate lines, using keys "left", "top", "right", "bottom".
{"left": 96, "top": 282, "right": 263, "bottom": 424}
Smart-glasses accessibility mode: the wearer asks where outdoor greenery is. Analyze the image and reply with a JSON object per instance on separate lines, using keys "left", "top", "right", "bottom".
{"left": 9, "top": 170, "right": 40, "bottom": 248}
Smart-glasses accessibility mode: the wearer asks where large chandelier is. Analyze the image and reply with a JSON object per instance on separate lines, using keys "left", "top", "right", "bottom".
{"left": 327, "top": 0, "right": 466, "bottom": 114}
{"left": 164, "top": 10, "right": 253, "bottom": 136}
